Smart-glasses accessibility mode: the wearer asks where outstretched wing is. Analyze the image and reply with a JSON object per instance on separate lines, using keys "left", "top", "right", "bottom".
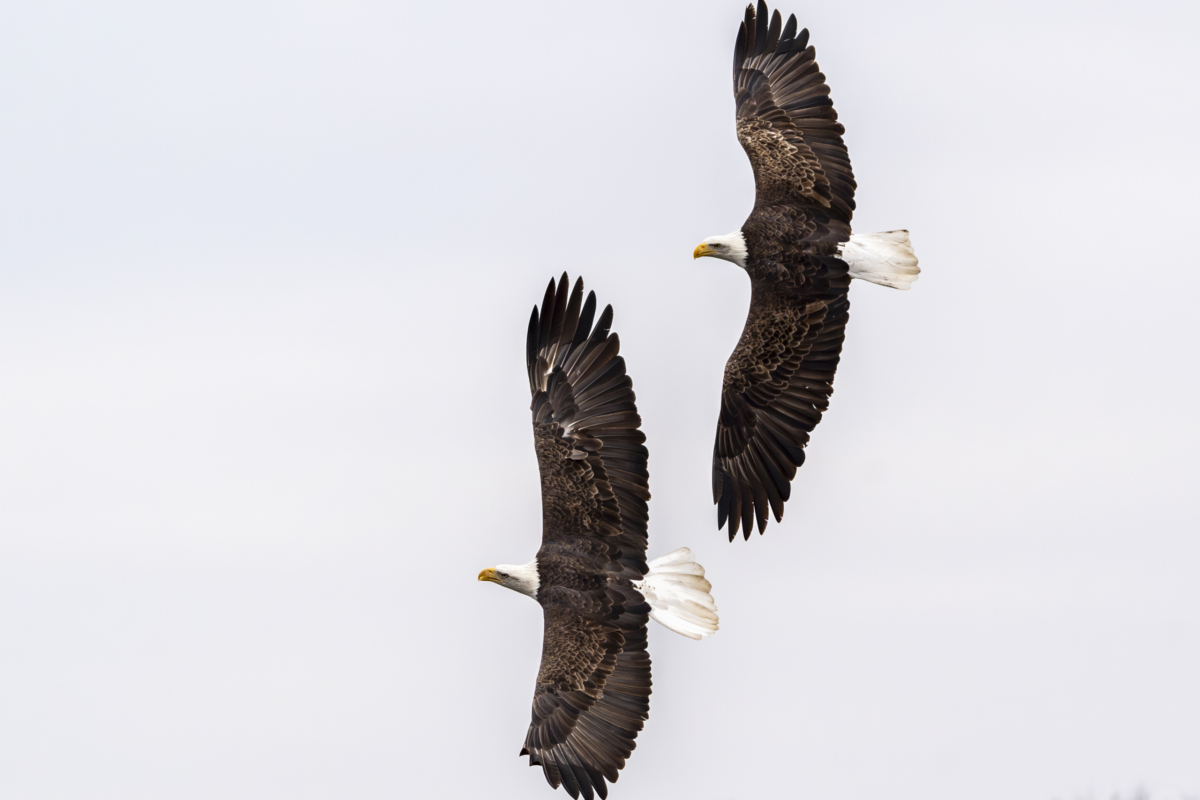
{"left": 527, "top": 274, "right": 650, "bottom": 573}
{"left": 714, "top": 280, "right": 850, "bottom": 540}
{"left": 521, "top": 274, "right": 652, "bottom": 799}
{"left": 734, "top": 1, "right": 856, "bottom": 234}
{"left": 523, "top": 593, "right": 650, "bottom": 800}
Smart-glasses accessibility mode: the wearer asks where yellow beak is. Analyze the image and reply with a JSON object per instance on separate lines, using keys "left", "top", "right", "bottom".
{"left": 477, "top": 568, "right": 500, "bottom": 583}
{"left": 693, "top": 243, "right": 712, "bottom": 259}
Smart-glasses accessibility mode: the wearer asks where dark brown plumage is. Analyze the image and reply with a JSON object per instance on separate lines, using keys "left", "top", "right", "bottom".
{"left": 714, "top": 1, "right": 858, "bottom": 540}
{"left": 521, "top": 274, "right": 652, "bottom": 800}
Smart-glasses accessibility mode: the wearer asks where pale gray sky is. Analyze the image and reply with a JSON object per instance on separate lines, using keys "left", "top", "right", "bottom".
{"left": 2, "top": 1, "right": 1198, "bottom": 798}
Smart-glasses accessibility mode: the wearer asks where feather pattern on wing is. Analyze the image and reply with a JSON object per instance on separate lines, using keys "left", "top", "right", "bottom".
{"left": 714, "top": 2, "right": 858, "bottom": 538}
{"left": 522, "top": 274, "right": 652, "bottom": 799}
{"left": 734, "top": 1, "right": 856, "bottom": 230}
{"left": 715, "top": 273, "right": 849, "bottom": 539}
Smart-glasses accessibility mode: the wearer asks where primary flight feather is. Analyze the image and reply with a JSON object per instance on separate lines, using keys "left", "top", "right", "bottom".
{"left": 479, "top": 274, "right": 718, "bottom": 800}
{"left": 694, "top": 1, "right": 920, "bottom": 540}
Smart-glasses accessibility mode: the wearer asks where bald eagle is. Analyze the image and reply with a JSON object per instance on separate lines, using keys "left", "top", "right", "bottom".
{"left": 694, "top": 1, "right": 920, "bottom": 540}
{"left": 479, "top": 274, "right": 719, "bottom": 800}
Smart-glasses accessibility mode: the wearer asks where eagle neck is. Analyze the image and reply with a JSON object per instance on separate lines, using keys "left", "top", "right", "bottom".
{"left": 722, "top": 229, "right": 750, "bottom": 269}
{"left": 498, "top": 558, "right": 540, "bottom": 600}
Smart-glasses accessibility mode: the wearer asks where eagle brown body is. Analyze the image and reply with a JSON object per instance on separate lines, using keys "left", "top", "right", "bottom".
{"left": 519, "top": 276, "right": 653, "bottom": 800}
{"left": 706, "top": 1, "right": 866, "bottom": 540}
{"left": 482, "top": 274, "right": 717, "bottom": 796}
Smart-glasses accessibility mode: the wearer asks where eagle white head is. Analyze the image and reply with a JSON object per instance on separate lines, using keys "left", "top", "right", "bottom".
{"left": 477, "top": 560, "right": 539, "bottom": 600}
{"left": 693, "top": 231, "right": 749, "bottom": 268}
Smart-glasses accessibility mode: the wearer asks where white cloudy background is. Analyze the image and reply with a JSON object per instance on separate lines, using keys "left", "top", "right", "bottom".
{"left": 2, "top": 1, "right": 1198, "bottom": 798}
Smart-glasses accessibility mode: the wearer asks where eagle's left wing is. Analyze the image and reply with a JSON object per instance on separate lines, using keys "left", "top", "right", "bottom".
{"left": 527, "top": 274, "right": 650, "bottom": 575}
{"left": 734, "top": 1, "right": 856, "bottom": 234}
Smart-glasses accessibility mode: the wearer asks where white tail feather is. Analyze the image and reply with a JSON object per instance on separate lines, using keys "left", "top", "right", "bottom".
{"left": 838, "top": 229, "right": 920, "bottom": 290}
{"left": 634, "top": 547, "right": 719, "bottom": 640}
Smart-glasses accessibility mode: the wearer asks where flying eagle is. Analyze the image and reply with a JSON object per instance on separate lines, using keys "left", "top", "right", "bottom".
{"left": 694, "top": 1, "right": 920, "bottom": 540}
{"left": 479, "top": 274, "right": 719, "bottom": 800}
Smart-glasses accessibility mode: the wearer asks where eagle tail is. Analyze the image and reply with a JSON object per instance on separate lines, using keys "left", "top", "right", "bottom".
{"left": 634, "top": 548, "right": 719, "bottom": 640}
{"left": 838, "top": 230, "right": 920, "bottom": 290}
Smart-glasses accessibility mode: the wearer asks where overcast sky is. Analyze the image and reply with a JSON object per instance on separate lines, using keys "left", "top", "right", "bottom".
{"left": 2, "top": 1, "right": 1199, "bottom": 798}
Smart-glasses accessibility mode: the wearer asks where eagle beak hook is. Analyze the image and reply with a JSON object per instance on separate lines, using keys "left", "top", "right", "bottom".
{"left": 693, "top": 243, "right": 710, "bottom": 259}
{"left": 478, "top": 568, "right": 498, "bottom": 583}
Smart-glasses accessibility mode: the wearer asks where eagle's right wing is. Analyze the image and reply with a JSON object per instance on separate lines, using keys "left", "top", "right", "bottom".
{"left": 523, "top": 596, "right": 650, "bottom": 800}
{"left": 714, "top": 288, "right": 850, "bottom": 539}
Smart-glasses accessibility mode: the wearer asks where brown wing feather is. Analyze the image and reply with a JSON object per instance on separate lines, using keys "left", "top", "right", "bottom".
{"left": 522, "top": 586, "right": 650, "bottom": 800}
{"left": 734, "top": 1, "right": 856, "bottom": 231}
{"left": 714, "top": 274, "right": 850, "bottom": 539}
{"left": 529, "top": 275, "right": 649, "bottom": 572}
{"left": 522, "top": 274, "right": 652, "bottom": 799}
{"left": 713, "top": 4, "right": 858, "bottom": 539}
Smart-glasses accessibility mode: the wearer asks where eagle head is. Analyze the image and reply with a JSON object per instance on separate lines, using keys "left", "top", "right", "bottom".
{"left": 693, "top": 231, "right": 749, "bottom": 268}
{"left": 477, "top": 561, "right": 540, "bottom": 599}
